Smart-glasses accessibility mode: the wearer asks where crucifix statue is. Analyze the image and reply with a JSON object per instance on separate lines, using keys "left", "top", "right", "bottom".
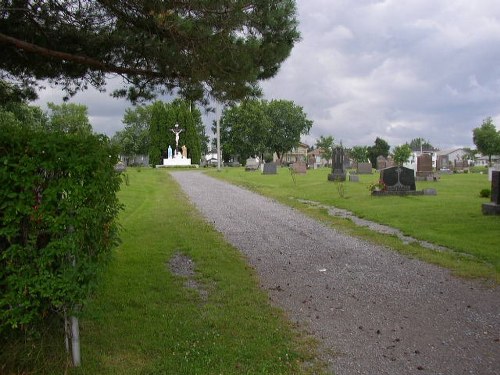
{"left": 171, "top": 123, "right": 184, "bottom": 154}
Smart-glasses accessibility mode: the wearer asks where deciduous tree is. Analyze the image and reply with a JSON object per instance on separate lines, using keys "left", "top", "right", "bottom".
{"left": 46, "top": 102, "right": 93, "bottom": 135}
{"left": 473, "top": 117, "right": 500, "bottom": 166}
{"left": 350, "top": 146, "right": 369, "bottom": 164}
{"left": 265, "top": 100, "right": 312, "bottom": 162}
{"left": 367, "top": 137, "right": 390, "bottom": 168}
{"left": 219, "top": 100, "right": 270, "bottom": 162}
{"left": 392, "top": 144, "right": 412, "bottom": 166}
{"left": 315, "top": 135, "right": 335, "bottom": 165}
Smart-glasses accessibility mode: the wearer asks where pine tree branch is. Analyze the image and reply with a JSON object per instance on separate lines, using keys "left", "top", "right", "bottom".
{"left": 0, "top": 32, "right": 170, "bottom": 80}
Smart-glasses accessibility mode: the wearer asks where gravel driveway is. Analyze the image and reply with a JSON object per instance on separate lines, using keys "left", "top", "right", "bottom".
{"left": 170, "top": 171, "right": 499, "bottom": 375}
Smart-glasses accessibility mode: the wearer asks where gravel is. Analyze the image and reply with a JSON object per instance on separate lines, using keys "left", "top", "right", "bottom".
{"left": 171, "top": 171, "right": 500, "bottom": 375}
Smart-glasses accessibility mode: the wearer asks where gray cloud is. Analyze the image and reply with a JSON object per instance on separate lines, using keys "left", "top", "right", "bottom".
{"left": 262, "top": 0, "right": 500, "bottom": 149}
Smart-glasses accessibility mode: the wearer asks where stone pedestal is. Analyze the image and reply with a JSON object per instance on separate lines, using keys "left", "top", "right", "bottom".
{"left": 161, "top": 154, "right": 191, "bottom": 167}
{"left": 482, "top": 171, "right": 500, "bottom": 215}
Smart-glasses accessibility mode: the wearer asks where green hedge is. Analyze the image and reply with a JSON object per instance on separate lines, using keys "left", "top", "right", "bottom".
{"left": 0, "top": 119, "right": 122, "bottom": 334}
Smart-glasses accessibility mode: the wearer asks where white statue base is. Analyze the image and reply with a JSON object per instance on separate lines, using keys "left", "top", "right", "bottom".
{"left": 162, "top": 153, "right": 191, "bottom": 166}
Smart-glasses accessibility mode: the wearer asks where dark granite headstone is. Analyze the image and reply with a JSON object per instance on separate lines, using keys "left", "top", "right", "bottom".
{"left": 328, "top": 146, "right": 346, "bottom": 181}
{"left": 263, "top": 162, "right": 277, "bottom": 175}
{"left": 291, "top": 161, "right": 307, "bottom": 174}
{"left": 482, "top": 171, "right": 500, "bottom": 215}
{"left": 380, "top": 166, "right": 416, "bottom": 192}
{"left": 492, "top": 171, "right": 500, "bottom": 204}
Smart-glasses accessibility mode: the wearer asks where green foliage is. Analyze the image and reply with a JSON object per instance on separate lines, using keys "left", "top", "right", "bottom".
{"left": 350, "top": 145, "right": 368, "bottom": 163}
{"left": 315, "top": 136, "right": 335, "bottom": 164}
{"left": 392, "top": 144, "right": 413, "bottom": 165}
{"left": 219, "top": 99, "right": 313, "bottom": 162}
{"left": 112, "top": 105, "right": 152, "bottom": 157}
{"left": 1, "top": 1, "right": 300, "bottom": 103}
{"left": 219, "top": 100, "right": 271, "bottom": 161}
{"left": 472, "top": 117, "right": 500, "bottom": 165}
{"left": 367, "top": 137, "right": 390, "bottom": 167}
{"left": 0, "top": 117, "right": 122, "bottom": 335}
{"left": 265, "top": 100, "right": 313, "bottom": 160}
{"left": 408, "top": 137, "right": 434, "bottom": 150}
{"left": 149, "top": 101, "right": 175, "bottom": 166}
{"left": 175, "top": 100, "right": 202, "bottom": 164}
{"left": 46, "top": 102, "right": 93, "bottom": 134}
{"left": 480, "top": 189, "right": 491, "bottom": 198}
{"left": 148, "top": 100, "right": 203, "bottom": 166}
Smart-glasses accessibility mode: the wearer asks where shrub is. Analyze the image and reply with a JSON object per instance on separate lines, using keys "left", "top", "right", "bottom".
{"left": 0, "top": 121, "right": 122, "bottom": 335}
{"left": 480, "top": 188, "right": 491, "bottom": 198}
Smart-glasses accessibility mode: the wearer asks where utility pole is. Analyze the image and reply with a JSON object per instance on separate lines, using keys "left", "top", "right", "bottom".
{"left": 216, "top": 103, "right": 222, "bottom": 171}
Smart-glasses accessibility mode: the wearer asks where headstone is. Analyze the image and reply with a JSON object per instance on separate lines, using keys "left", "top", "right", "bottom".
{"left": 328, "top": 146, "right": 346, "bottom": 181}
{"left": 377, "top": 156, "right": 387, "bottom": 170}
{"left": 482, "top": 171, "right": 500, "bottom": 215}
{"left": 263, "top": 162, "right": 277, "bottom": 175}
{"left": 423, "top": 188, "right": 437, "bottom": 195}
{"left": 488, "top": 164, "right": 500, "bottom": 181}
{"left": 454, "top": 160, "right": 467, "bottom": 170}
{"left": 417, "top": 154, "right": 432, "bottom": 172}
{"left": 349, "top": 174, "right": 359, "bottom": 182}
{"left": 114, "top": 161, "right": 127, "bottom": 172}
{"left": 416, "top": 154, "right": 437, "bottom": 181}
{"left": 357, "top": 162, "right": 372, "bottom": 174}
{"left": 291, "top": 161, "right": 307, "bottom": 174}
{"left": 380, "top": 166, "right": 416, "bottom": 192}
{"left": 245, "top": 158, "right": 259, "bottom": 171}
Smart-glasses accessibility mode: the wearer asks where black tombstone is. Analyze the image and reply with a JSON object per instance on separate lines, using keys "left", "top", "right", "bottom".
{"left": 380, "top": 166, "right": 416, "bottom": 192}
{"left": 328, "top": 146, "right": 347, "bottom": 181}
{"left": 482, "top": 171, "right": 500, "bottom": 215}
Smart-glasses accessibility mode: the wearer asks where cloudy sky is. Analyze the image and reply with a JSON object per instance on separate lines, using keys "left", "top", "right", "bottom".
{"left": 36, "top": 0, "right": 500, "bottom": 150}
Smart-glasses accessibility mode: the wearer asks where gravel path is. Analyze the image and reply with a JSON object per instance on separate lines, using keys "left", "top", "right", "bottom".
{"left": 170, "top": 171, "right": 500, "bottom": 375}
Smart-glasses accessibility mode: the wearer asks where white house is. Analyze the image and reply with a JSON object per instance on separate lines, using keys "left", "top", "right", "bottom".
{"left": 475, "top": 155, "right": 500, "bottom": 166}
{"left": 436, "top": 148, "right": 470, "bottom": 169}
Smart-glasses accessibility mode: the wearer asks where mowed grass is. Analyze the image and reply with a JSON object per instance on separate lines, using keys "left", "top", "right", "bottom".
{"left": 71, "top": 168, "right": 321, "bottom": 374}
{"left": 207, "top": 167, "right": 500, "bottom": 282}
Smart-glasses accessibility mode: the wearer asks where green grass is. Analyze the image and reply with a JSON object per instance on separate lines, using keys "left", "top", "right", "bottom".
{"left": 207, "top": 167, "right": 500, "bottom": 282}
{"left": 71, "top": 168, "right": 322, "bottom": 374}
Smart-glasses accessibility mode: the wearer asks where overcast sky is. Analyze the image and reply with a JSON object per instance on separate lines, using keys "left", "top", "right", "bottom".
{"left": 36, "top": 0, "right": 500, "bottom": 150}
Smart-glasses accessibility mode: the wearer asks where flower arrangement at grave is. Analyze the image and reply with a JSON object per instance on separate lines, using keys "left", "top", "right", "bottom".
{"left": 368, "top": 180, "right": 387, "bottom": 192}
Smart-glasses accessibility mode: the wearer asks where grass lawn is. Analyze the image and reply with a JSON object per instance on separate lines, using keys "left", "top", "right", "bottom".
{"left": 68, "top": 168, "right": 321, "bottom": 374}
{"left": 206, "top": 167, "right": 499, "bottom": 282}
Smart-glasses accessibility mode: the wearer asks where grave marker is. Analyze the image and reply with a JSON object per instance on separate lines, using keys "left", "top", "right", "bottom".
{"left": 291, "top": 161, "right": 307, "bottom": 174}
{"left": 263, "top": 162, "right": 277, "bottom": 175}
{"left": 328, "top": 146, "right": 346, "bottom": 181}
{"left": 482, "top": 171, "right": 500, "bottom": 215}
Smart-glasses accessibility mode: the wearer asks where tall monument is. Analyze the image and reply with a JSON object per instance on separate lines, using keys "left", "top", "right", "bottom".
{"left": 171, "top": 123, "right": 184, "bottom": 155}
{"left": 328, "top": 146, "right": 347, "bottom": 181}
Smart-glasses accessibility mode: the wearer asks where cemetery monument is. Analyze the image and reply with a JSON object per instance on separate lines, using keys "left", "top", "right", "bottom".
{"left": 328, "top": 146, "right": 346, "bottom": 181}
{"left": 482, "top": 171, "right": 500, "bottom": 215}
{"left": 160, "top": 123, "right": 192, "bottom": 167}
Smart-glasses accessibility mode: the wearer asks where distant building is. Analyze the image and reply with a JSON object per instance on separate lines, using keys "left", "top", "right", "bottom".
{"left": 436, "top": 148, "right": 470, "bottom": 169}
{"left": 307, "top": 148, "right": 328, "bottom": 167}
{"left": 475, "top": 155, "right": 500, "bottom": 166}
{"left": 275, "top": 142, "right": 309, "bottom": 164}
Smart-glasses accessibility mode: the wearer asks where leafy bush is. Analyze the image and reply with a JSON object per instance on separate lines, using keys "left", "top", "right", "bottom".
{"left": 480, "top": 188, "right": 491, "bottom": 198}
{"left": 0, "top": 120, "right": 122, "bottom": 335}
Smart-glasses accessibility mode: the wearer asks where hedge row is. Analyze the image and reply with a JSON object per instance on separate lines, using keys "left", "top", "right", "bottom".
{"left": 0, "top": 116, "right": 122, "bottom": 334}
